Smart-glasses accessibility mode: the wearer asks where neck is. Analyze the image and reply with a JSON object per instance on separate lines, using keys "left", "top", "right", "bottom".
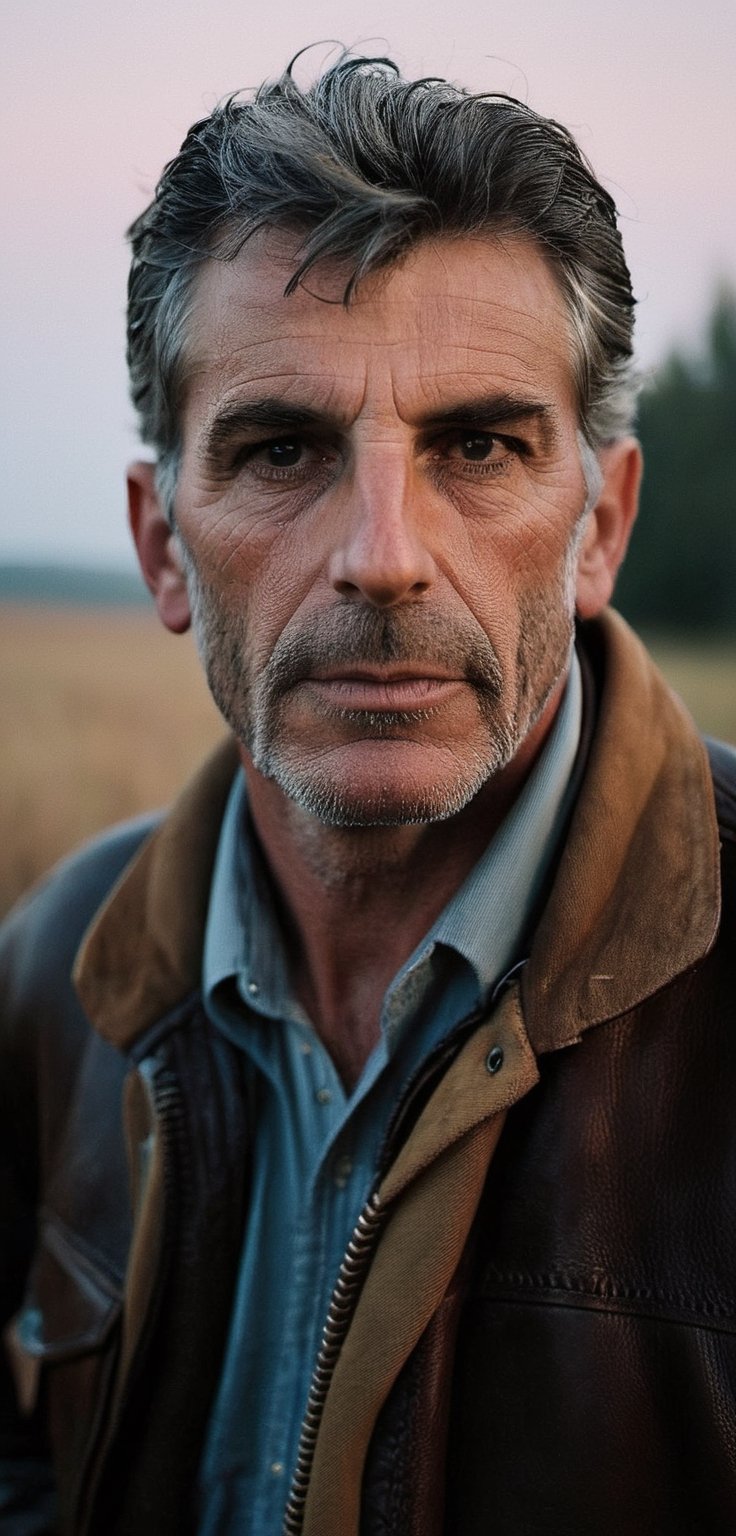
{"left": 239, "top": 693, "right": 561, "bottom": 1087}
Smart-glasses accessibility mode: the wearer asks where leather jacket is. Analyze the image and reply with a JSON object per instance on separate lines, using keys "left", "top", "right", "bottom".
{"left": 1, "top": 610, "right": 735, "bottom": 1536}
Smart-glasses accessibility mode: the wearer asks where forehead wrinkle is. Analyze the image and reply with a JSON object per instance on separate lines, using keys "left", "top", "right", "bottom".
{"left": 183, "top": 223, "right": 572, "bottom": 353}
{"left": 194, "top": 368, "right": 371, "bottom": 454}
{"left": 193, "top": 290, "right": 567, "bottom": 375}
{"left": 192, "top": 267, "right": 568, "bottom": 361}
{"left": 182, "top": 237, "right": 579, "bottom": 450}
{"left": 190, "top": 353, "right": 364, "bottom": 413}
{"left": 390, "top": 356, "right": 567, "bottom": 429}
{"left": 189, "top": 328, "right": 572, "bottom": 450}
{"left": 181, "top": 326, "right": 366, "bottom": 418}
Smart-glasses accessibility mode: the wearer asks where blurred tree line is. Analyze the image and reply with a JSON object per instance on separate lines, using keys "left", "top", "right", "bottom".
{"left": 615, "top": 285, "right": 736, "bottom": 634}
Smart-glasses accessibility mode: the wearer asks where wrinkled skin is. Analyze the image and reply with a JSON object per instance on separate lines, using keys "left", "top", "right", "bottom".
{"left": 131, "top": 233, "right": 637, "bottom": 829}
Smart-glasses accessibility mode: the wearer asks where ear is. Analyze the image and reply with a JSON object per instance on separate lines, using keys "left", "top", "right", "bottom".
{"left": 127, "top": 461, "right": 191, "bottom": 634}
{"left": 575, "top": 437, "right": 642, "bottom": 620}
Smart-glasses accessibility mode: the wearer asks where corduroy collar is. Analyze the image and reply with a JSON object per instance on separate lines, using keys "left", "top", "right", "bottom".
{"left": 74, "top": 611, "right": 721, "bottom": 1055}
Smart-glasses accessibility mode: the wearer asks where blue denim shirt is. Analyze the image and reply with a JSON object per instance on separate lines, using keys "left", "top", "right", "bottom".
{"left": 197, "top": 655, "right": 582, "bottom": 1534}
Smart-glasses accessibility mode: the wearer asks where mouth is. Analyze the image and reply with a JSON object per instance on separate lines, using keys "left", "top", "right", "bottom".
{"left": 305, "top": 667, "right": 465, "bottom": 713}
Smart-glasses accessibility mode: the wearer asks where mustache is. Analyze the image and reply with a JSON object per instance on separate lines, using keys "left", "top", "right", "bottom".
{"left": 263, "top": 606, "right": 504, "bottom": 698}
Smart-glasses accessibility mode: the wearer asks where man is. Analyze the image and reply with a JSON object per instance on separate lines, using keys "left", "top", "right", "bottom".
{"left": 1, "top": 51, "right": 735, "bottom": 1536}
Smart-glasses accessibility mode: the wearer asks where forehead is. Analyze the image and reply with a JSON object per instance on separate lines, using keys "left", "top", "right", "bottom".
{"left": 181, "top": 231, "right": 577, "bottom": 425}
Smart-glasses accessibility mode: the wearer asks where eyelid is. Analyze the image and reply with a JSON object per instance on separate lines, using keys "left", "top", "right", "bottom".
{"left": 247, "top": 428, "right": 340, "bottom": 455}
{"left": 425, "top": 428, "right": 528, "bottom": 456}
{"left": 231, "top": 433, "right": 342, "bottom": 487}
{"left": 227, "top": 431, "right": 317, "bottom": 469}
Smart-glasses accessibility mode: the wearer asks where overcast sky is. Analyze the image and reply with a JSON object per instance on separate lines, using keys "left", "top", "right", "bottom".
{"left": 2, "top": 0, "right": 735, "bottom": 567}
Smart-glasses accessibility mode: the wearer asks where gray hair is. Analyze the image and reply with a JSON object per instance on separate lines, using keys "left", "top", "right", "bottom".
{"left": 127, "top": 52, "right": 638, "bottom": 518}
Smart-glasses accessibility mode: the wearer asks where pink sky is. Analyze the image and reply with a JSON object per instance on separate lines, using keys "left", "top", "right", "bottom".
{"left": 2, "top": 0, "right": 735, "bottom": 564}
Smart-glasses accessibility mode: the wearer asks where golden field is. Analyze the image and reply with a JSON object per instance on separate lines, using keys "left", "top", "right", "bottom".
{"left": 0, "top": 605, "right": 224, "bottom": 917}
{"left": 1, "top": 602, "right": 735, "bottom": 918}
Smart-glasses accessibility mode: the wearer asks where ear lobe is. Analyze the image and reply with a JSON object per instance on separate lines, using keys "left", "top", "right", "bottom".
{"left": 575, "top": 437, "right": 642, "bottom": 620}
{"left": 127, "top": 461, "right": 192, "bottom": 635}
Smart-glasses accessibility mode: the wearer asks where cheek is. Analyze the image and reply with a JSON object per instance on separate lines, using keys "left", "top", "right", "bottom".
{"left": 180, "top": 498, "right": 277, "bottom": 580}
{"left": 450, "top": 495, "right": 577, "bottom": 630}
{"left": 447, "top": 463, "right": 580, "bottom": 571}
{"left": 447, "top": 515, "right": 579, "bottom": 703}
{"left": 182, "top": 501, "right": 328, "bottom": 669}
{"left": 178, "top": 488, "right": 293, "bottom": 591}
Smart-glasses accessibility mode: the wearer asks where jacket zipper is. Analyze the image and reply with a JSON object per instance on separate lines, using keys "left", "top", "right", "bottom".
{"left": 281, "top": 1021, "right": 479, "bottom": 1536}
{"left": 282, "top": 1188, "right": 385, "bottom": 1536}
{"left": 282, "top": 965, "right": 527, "bottom": 1535}
{"left": 75, "top": 1061, "right": 184, "bottom": 1536}
{"left": 282, "top": 1017, "right": 480, "bottom": 1535}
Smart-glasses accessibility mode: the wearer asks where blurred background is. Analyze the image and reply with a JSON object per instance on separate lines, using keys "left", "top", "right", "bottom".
{"left": 1, "top": 0, "right": 735, "bottom": 915}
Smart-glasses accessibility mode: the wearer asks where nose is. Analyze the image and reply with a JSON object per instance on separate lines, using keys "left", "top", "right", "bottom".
{"left": 328, "top": 455, "right": 437, "bottom": 607}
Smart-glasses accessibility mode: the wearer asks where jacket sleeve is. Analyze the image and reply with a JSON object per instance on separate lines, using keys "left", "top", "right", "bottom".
{"left": 0, "top": 886, "right": 59, "bottom": 1533}
{"left": 0, "top": 819, "right": 156, "bottom": 1534}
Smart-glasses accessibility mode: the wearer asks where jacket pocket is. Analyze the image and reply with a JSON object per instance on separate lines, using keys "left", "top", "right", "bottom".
{"left": 6, "top": 1212, "right": 122, "bottom": 1416}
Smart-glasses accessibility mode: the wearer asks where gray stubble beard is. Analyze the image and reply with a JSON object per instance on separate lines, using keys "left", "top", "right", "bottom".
{"left": 180, "top": 544, "right": 577, "bottom": 829}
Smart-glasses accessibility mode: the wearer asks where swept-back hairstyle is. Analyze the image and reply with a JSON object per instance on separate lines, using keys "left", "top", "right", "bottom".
{"left": 127, "top": 52, "right": 637, "bottom": 515}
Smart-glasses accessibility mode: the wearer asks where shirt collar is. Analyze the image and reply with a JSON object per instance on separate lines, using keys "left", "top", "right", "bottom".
{"left": 203, "top": 775, "right": 297, "bottom": 1022}
{"left": 428, "top": 650, "right": 582, "bottom": 990}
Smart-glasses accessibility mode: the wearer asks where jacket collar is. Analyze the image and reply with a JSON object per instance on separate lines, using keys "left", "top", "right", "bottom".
{"left": 521, "top": 610, "right": 720, "bottom": 1051}
{"left": 74, "top": 611, "right": 721, "bottom": 1054}
{"left": 74, "top": 740, "right": 238, "bottom": 1048}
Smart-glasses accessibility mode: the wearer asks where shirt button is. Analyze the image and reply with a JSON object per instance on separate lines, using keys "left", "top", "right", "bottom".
{"left": 270, "top": 1462, "right": 284, "bottom": 1476}
{"left": 316, "top": 1088, "right": 332, "bottom": 1105}
{"left": 334, "top": 1155, "right": 353, "bottom": 1189}
{"left": 299, "top": 1041, "right": 312, "bottom": 1056}
{"left": 247, "top": 981, "right": 259, "bottom": 997}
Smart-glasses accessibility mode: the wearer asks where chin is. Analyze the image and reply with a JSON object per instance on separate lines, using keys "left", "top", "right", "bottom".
{"left": 259, "top": 740, "right": 514, "bottom": 828}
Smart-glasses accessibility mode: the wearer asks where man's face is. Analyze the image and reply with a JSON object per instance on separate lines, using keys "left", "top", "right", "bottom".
{"left": 169, "top": 233, "right": 592, "bottom": 826}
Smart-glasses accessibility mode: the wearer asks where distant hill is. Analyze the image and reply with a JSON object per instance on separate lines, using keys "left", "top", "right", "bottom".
{"left": 0, "top": 562, "right": 150, "bottom": 606}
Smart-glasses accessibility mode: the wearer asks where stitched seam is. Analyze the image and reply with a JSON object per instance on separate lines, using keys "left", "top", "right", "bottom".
{"left": 481, "top": 1268, "right": 736, "bottom": 1323}
{"left": 38, "top": 1208, "right": 125, "bottom": 1297}
{"left": 475, "top": 1288, "right": 736, "bottom": 1337}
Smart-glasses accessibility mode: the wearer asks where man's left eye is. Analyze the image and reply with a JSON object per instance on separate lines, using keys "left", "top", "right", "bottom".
{"left": 458, "top": 433, "right": 499, "bottom": 461}
{"left": 438, "top": 431, "right": 513, "bottom": 466}
{"left": 261, "top": 438, "right": 304, "bottom": 467}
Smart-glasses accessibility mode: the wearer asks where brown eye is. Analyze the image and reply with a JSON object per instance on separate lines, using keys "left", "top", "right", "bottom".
{"left": 460, "top": 433, "right": 496, "bottom": 461}
{"left": 265, "top": 439, "right": 303, "bottom": 466}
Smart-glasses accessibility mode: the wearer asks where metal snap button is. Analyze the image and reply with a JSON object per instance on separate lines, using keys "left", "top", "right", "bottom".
{"left": 485, "top": 1044, "right": 504, "bottom": 1075}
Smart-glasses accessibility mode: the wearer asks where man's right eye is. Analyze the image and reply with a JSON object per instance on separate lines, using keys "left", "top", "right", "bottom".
{"left": 259, "top": 438, "right": 303, "bottom": 467}
{"left": 239, "top": 436, "right": 336, "bottom": 485}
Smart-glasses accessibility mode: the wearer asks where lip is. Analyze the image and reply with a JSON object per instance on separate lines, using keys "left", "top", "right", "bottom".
{"left": 305, "top": 671, "right": 465, "bottom": 711}
{"left": 311, "top": 666, "right": 459, "bottom": 684}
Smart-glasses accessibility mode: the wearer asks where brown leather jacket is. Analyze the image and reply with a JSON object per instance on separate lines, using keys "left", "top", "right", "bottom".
{"left": 1, "top": 611, "right": 735, "bottom": 1536}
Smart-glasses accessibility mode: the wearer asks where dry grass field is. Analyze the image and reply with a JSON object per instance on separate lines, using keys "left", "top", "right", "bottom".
{"left": 1, "top": 602, "right": 735, "bottom": 918}
{"left": 0, "top": 605, "right": 224, "bottom": 917}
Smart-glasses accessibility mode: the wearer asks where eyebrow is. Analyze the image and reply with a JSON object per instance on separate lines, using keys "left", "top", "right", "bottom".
{"left": 200, "top": 400, "right": 329, "bottom": 467}
{"left": 199, "top": 390, "right": 558, "bottom": 467}
{"left": 420, "top": 393, "right": 558, "bottom": 447}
